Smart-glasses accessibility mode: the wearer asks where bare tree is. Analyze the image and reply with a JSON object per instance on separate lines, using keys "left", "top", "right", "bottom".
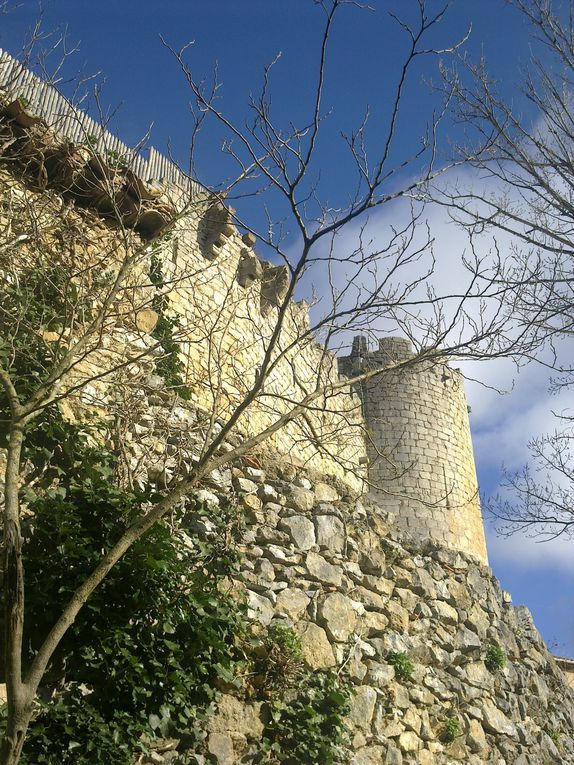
{"left": 434, "top": 0, "right": 574, "bottom": 537}
{"left": 492, "top": 412, "right": 574, "bottom": 540}
{"left": 0, "top": 2, "right": 546, "bottom": 762}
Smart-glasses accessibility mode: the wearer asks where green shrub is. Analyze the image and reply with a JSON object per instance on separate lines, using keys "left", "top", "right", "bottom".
{"left": 387, "top": 651, "right": 414, "bottom": 680}
{"left": 1, "top": 412, "right": 247, "bottom": 764}
{"left": 104, "top": 148, "right": 128, "bottom": 170}
{"left": 545, "top": 726, "right": 561, "bottom": 748}
{"left": 258, "top": 622, "right": 303, "bottom": 692}
{"left": 441, "top": 714, "right": 461, "bottom": 743}
{"left": 485, "top": 642, "right": 506, "bottom": 672}
{"left": 261, "top": 670, "right": 352, "bottom": 764}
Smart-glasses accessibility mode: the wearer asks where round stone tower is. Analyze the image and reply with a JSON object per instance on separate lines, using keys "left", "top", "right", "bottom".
{"left": 340, "top": 336, "right": 487, "bottom": 563}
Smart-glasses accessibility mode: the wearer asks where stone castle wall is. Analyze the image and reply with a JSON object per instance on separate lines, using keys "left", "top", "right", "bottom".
{"left": 3, "top": 51, "right": 574, "bottom": 765}
{"left": 0, "top": 48, "right": 199, "bottom": 190}
{"left": 557, "top": 657, "right": 574, "bottom": 690}
{"left": 177, "top": 454, "right": 574, "bottom": 765}
{"left": 152, "top": 199, "right": 367, "bottom": 488}
{"left": 0, "top": 46, "right": 368, "bottom": 490}
{"left": 1, "top": 46, "right": 487, "bottom": 554}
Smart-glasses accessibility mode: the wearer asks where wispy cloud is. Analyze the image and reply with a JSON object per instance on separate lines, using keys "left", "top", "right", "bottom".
{"left": 485, "top": 523, "right": 574, "bottom": 572}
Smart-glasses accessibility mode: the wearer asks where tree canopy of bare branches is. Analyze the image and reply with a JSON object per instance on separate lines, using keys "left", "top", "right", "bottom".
{"left": 434, "top": 0, "right": 574, "bottom": 539}
{"left": 493, "top": 413, "right": 574, "bottom": 540}
{"left": 0, "top": 2, "right": 555, "bottom": 762}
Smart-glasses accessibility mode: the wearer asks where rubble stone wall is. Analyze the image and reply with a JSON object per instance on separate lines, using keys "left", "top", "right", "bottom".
{"left": 176, "top": 456, "right": 574, "bottom": 765}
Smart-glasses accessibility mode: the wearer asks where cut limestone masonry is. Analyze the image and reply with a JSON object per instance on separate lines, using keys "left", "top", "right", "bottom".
{"left": 340, "top": 337, "right": 487, "bottom": 562}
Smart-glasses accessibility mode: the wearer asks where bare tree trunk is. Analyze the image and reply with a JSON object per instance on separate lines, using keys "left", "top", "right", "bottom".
{"left": 0, "top": 705, "right": 33, "bottom": 765}
{"left": 1, "top": 424, "right": 31, "bottom": 765}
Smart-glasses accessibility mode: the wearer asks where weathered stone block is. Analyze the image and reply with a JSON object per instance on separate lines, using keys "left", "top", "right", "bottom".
{"left": 134, "top": 308, "right": 159, "bottom": 333}
{"left": 279, "top": 515, "right": 316, "bottom": 550}
{"left": 366, "top": 662, "right": 395, "bottom": 687}
{"left": 398, "top": 730, "right": 422, "bottom": 752}
{"left": 295, "top": 621, "right": 336, "bottom": 669}
{"left": 236, "top": 249, "right": 263, "bottom": 288}
{"left": 275, "top": 587, "right": 311, "bottom": 620}
{"left": 481, "top": 700, "right": 518, "bottom": 737}
{"left": 305, "top": 551, "right": 343, "bottom": 586}
{"left": 285, "top": 486, "right": 314, "bottom": 513}
{"left": 385, "top": 600, "right": 409, "bottom": 633}
{"left": 314, "top": 481, "right": 340, "bottom": 502}
{"left": 260, "top": 263, "right": 289, "bottom": 315}
{"left": 318, "top": 592, "right": 357, "bottom": 642}
{"left": 315, "top": 514, "right": 345, "bottom": 553}
{"left": 359, "top": 548, "right": 386, "bottom": 576}
{"left": 207, "top": 733, "right": 234, "bottom": 765}
{"left": 246, "top": 591, "right": 274, "bottom": 625}
{"left": 348, "top": 685, "right": 377, "bottom": 730}
{"left": 467, "top": 718, "right": 489, "bottom": 755}
{"left": 363, "top": 611, "right": 389, "bottom": 637}
{"left": 233, "top": 476, "right": 259, "bottom": 494}
{"left": 350, "top": 746, "right": 387, "bottom": 765}
{"left": 208, "top": 695, "right": 264, "bottom": 739}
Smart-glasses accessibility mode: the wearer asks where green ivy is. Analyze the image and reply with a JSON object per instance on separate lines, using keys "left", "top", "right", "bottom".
{"left": 261, "top": 670, "right": 352, "bottom": 765}
{"left": 19, "top": 699, "right": 141, "bottom": 765}
{"left": 1, "top": 411, "right": 247, "bottom": 764}
{"left": 0, "top": 263, "right": 80, "bottom": 405}
{"left": 0, "top": 256, "right": 112, "bottom": 428}
{"left": 149, "top": 252, "right": 192, "bottom": 399}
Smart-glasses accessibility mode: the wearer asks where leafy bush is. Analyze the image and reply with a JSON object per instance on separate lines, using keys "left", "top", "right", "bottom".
{"left": 441, "top": 714, "right": 461, "bottom": 743}
{"left": 0, "top": 262, "right": 87, "bottom": 407}
{"left": 1, "top": 412, "right": 247, "bottom": 764}
{"left": 257, "top": 622, "right": 303, "bottom": 693}
{"left": 387, "top": 651, "right": 414, "bottom": 680}
{"left": 17, "top": 698, "right": 141, "bottom": 765}
{"left": 485, "top": 642, "right": 506, "bottom": 672}
{"left": 261, "top": 670, "right": 352, "bottom": 765}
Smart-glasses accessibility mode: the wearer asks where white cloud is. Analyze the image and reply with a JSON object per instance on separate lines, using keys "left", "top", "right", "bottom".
{"left": 296, "top": 164, "right": 539, "bottom": 367}
{"left": 485, "top": 524, "right": 574, "bottom": 572}
{"left": 471, "top": 366, "right": 574, "bottom": 472}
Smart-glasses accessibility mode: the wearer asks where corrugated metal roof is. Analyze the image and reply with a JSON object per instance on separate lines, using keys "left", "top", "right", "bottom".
{"left": 0, "top": 47, "right": 203, "bottom": 197}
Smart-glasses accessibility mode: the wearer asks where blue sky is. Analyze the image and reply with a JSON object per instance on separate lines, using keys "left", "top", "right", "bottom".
{"left": 2, "top": 1, "right": 573, "bottom": 656}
